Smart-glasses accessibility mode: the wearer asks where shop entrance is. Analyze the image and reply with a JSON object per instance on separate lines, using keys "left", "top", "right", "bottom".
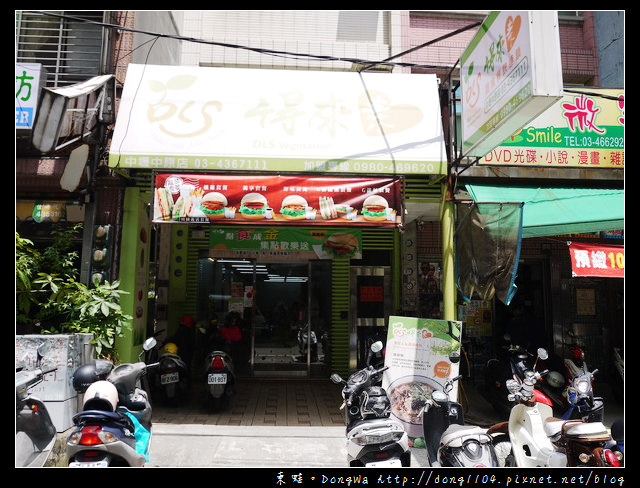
{"left": 197, "top": 257, "right": 332, "bottom": 377}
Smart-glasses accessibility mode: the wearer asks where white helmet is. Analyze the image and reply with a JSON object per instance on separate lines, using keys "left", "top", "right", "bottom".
{"left": 82, "top": 380, "right": 119, "bottom": 412}
{"left": 546, "top": 371, "right": 565, "bottom": 389}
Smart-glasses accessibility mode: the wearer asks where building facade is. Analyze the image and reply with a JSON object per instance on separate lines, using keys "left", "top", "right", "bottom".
{"left": 16, "top": 11, "right": 623, "bottom": 384}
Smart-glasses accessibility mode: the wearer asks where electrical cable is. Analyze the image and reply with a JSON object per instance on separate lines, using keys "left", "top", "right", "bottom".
{"left": 27, "top": 10, "right": 477, "bottom": 73}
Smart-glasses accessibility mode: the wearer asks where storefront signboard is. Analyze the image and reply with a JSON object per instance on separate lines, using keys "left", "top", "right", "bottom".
{"left": 16, "top": 63, "right": 46, "bottom": 130}
{"left": 480, "top": 89, "right": 624, "bottom": 168}
{"left": 154, "top": 173, "right": 402, "bottom": 227}
{"left": 382, "top": 316, "right": 462, "bottom": 441}
{"left": 460, "top": 11, "right": 563, "bottom": 158}
{"left": 568, "top": 241, "right": 624, "bottom": 278}
{"left": 109, "top": 64, "right": 447, "bottom": 175}
{"left": 209, "top": 227, "right": 362, "bottom": 260}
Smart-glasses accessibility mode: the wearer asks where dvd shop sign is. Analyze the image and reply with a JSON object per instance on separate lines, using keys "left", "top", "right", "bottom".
{"left": 153, "top": 173, "right": 403, "bottom": 227}
{"left": 568, "top": 242, "right": 624, "bottom": 278}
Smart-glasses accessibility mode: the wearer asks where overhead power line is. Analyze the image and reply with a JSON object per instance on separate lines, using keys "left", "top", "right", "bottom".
{"left": 27, "top": 10, "right": 480, "bottom": 72}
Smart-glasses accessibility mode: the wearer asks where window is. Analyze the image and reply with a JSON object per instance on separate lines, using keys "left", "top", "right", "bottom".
{"left": 16, "top": 11, "right": 106, "bottom": 87}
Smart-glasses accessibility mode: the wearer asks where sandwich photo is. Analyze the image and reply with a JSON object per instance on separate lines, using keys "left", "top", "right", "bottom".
{"left": 239, "top": 192, "right": 268, "bottom": 219}
{"left": 200, "top": 191, "right": 228, "bottom": 220}
{"left": 318, "top": 196, "right": 338, "bottom": 220}
{"left": 361, "top": 195, "right": 390, "bottom": 221}
{"left": 172, "top": 195, "right": 195, "bottom": 220}
{"left": 280, "top": 195, "right": 308, "bottom": 220}
{"left": 155, "top": 187, "right": 174, "bottom": 221}
{"left": 322, "top": 232, "right": 359, "bottom": 258}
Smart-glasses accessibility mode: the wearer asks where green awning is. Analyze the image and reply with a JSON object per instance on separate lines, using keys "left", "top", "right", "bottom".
{"left": 465, "top": 185, "right": 624, "bottom": 238}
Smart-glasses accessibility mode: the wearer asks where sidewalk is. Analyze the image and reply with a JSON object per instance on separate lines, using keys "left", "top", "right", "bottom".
{"left": 43, "top": 378, "right": 622, "bottom": 467}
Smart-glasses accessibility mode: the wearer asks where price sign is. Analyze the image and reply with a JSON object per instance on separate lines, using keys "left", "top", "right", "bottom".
{"left": 568, "top": 242, "right": 624, "bottom": 278}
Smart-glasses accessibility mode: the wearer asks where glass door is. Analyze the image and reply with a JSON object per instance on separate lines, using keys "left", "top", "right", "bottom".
{"left": 198, "top": 256, "right": 332, "bottom": 377}
{"left": 252, "top": 261, "right": 309, "bottom": 376}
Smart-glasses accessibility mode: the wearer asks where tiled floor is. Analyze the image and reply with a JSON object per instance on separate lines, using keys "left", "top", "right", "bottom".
{"left": 152, "top": 377, "right": 346, "bottom": 427}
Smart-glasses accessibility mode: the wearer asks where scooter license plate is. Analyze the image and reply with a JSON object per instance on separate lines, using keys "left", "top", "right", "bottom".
{"left": 161, "top": 372, "right": 179, "bottom": 384}
{"left": 69, "top": 460, "right": 109, "bottom": 467}
{"left": 208, "top": 373, "right": 227, "bottom": 385}
{"left": 366, "top": 458, "right": 403, "bottom": 467}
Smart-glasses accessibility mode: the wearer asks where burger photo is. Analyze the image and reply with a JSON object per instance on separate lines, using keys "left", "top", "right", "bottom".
{"left": 361, "top": 194, "right": 390, "bottom": 221}
{"left": 239, "top": 192, "right": 269, "bottom": 220}
{"left": 322, "top": 232, "right": 359, "bottom": 258}
{"left": 280, "top": 195, "right": 308, "bottom": 220}
{"left": 200, "top": 191, "right": 228, "bottom": 220}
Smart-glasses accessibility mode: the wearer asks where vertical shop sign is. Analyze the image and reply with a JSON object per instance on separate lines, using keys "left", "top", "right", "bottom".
{"left": 382, "top": 316, "right": 462, "bottom": 442}
{"left": 568, "top": 241, "right": 624, "bottom": 278}
{"left": 460, "top": 11, "right": 563, "bottom": 157}
{"left": 16, "top": 63, "right": 46, "bottom": 129}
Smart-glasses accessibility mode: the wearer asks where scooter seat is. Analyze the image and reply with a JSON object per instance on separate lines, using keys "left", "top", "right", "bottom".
{"left": 440, "top": 424, "right": 491, "bottom": 447}
{"left": 544, "top": 418, "right": 610, "bottom": 440}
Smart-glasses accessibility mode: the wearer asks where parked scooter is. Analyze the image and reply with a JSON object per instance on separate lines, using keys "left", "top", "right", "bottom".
{"left": 155, "top": 341, "right": 189, "bottom": 406}
{"left": 561, "top": 368, "right": 604, "bottom": 422}
{"left": 422, "top": 371, "right": 499, "bottom": 467}
{"left": 481, "top": 337, "right": 540, "bottom": 416}
{"left": 67, "top": 337, "right": 159, "bottom": 467}
{"left": 15, "top": 341, "right": 58, "bottom": 467}
{"left": 297, "top": 325, "right": 318, "bottom": 362}
{"left": 544, "top": 416, "right": 622, "bottom": 467}
{"left": 330, "top": 341, "right": 411, "bottom": 467}
{"left": 536, "top": 331, "right": 603, "bottom": 419}
{"left": 204, "top": 347, "right": 236, "bottom": 411}
{"left": 487, "top": 348, "right": 568, "bottom": 468}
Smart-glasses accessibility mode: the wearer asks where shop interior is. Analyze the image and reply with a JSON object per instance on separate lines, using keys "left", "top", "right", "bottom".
{"left": 197, "top": 257, "right": 333, "bottom": 377}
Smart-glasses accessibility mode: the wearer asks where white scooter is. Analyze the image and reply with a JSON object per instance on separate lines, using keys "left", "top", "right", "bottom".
{"left": 15, "top": 341, "right": 58, "bottom": 467}
{"left": 489, "top": 348, "right": 568, "bottom": 468}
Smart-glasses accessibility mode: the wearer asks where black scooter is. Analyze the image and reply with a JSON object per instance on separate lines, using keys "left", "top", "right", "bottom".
{"left": 331, "top": 341, "right": 411, "bottom": 467}
{"left": 15, "top": 341, "right": 58, "bottom": 467}
{"left": 422, "top": 365, "right": 499, "bottom": 467}
{"left": 480, "top": 337, "right": 537, "bottom": 416}
{"left": 67, "top": 337, "right": 159, "bottom": 467}
{"left": 204, "top": 346, "right": 236, "bottom": 411}
{"left": 156, "top": 342, "right": 189, "bottom": 406}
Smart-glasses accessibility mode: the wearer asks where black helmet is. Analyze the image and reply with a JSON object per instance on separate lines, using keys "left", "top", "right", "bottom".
{"left": 71, "top": 360, "right": 113, "bottom": 393}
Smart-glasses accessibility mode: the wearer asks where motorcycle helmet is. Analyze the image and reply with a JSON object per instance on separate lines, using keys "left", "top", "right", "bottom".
{"left": 82, "top": 380, "right": 119, "bottom": 412}
{"left": 71, "top": 360, "right": 113, "bottom": 393}
{"left": 160, "top": 342, "right": 178, "bottom": 356}
{"left": 546, "top": 371, "right": 565, "bottom": 389}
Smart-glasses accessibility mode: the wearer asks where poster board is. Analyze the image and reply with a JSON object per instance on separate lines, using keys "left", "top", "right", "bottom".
{"left": 382, "top": 316, "right": 462, "bottom": 442}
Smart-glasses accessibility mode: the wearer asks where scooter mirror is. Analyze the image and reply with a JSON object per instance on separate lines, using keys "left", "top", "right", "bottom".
{"left": 330, "top": 373, "right": 344, "bottom": 384}
{"left": 142, "top": 337, "right": 157, "bottom": 352}
{"left": 370, "top": 341, "right": 384, "bottom": 354}
{"left": 95, "top": 359, "right": 113, "bottom": 376}
{"left": 537, "top": 348, "right": 549, "bottom": 360}
{"left": 37, "top": 341, "right": 52, "bottom": 358}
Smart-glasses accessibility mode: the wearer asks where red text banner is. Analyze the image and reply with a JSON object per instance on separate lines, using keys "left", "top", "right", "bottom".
{"left": 153, "top": 173, "right": 403, "bottom": 227}
{"left": 568, "top": 242, "right": 624, "bottom": 278}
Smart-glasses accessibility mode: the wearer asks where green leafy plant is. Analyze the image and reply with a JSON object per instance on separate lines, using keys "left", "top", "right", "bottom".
{"left": 16, "top": 226, "right": 131, "bottom": 358}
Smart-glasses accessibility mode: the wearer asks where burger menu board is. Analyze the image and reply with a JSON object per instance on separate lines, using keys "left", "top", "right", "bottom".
{"left": 153, "top": 174, "right": 403, "bottom": 227}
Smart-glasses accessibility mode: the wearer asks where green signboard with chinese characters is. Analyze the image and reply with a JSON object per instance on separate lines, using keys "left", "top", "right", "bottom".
{"left": 210, "top": 227, "right": 362, "bottom": 260}
{"left": 480, "top": 89, "right": 624, "bottom": 168}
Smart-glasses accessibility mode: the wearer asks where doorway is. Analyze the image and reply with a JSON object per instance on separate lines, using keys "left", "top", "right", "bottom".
{"left": 197, "top": 257, "right": 332, "bottom": 377}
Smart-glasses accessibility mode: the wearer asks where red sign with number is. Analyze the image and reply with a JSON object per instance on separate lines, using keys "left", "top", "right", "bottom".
{"left": 568, "top": 242, "right": 624, "bottom": 278}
